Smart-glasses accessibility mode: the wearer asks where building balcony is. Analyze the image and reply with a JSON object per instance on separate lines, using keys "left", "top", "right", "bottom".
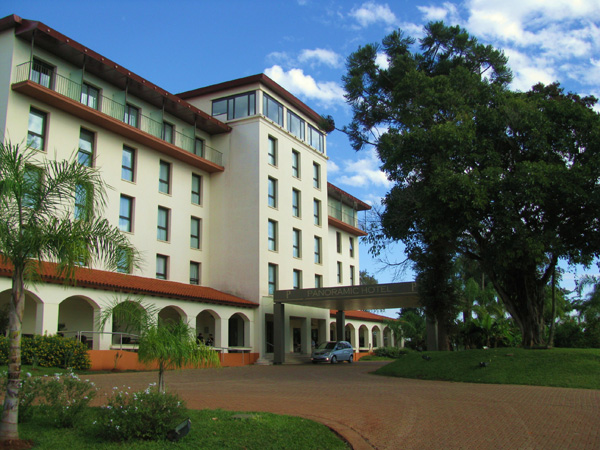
{"left": 328, "top": 205, "right": 367, "bottom": 236}
{"left": 12, "top": 61, "right": 225, "bottom": 173}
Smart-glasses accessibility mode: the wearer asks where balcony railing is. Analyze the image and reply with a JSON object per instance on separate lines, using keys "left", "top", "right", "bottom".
{"left": 13, "top": 61, "right": 223, "bottom": 167}
{"left": 328, "top": 204, "right": 359, "bottom": 228}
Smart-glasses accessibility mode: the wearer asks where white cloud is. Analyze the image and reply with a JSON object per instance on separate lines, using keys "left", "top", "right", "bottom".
{"left": 264, "top": 65, "right": 346, "bottom": 108}
{"left": 503, "top": 48, "right": 558, "bottom": 91}
{"left": 375, "top": 52, "right": 389, "bottom": 69}
{"left": 417, "top": 2, "right": 459, "bottom": 22}
{"left": 298, "top": 48, "right": 343, "bottom": 68}
{"left": 349, "top": 2, "right": 398, "bottom": 28}
{"left": 330, "top": 148, "right": 392, "bottom": 190}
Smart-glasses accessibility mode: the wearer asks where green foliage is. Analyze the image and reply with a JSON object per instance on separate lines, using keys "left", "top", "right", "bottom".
{"left": 554, "top": 320, "right": 587, "bottom": 348}
{"left": 0, "top": 372, "right": 43, "bottom": 423}
{"left": 396, "top": 309, "right": 426, "bottom": 349}
{"left": 0, "top": 335, "right": 91, "bottom": 370}
{"left": 95, "top": 384, "right": 186, "bottom": 441}
{"left": 373, "top": 346, "right": 409, "bottom": 358}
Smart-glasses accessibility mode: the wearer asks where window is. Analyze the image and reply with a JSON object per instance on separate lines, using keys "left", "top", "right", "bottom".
{"left": 191, "top": 217, "right": 201, "bottom": 249}
{"left": 350, "top": 265, "right": 356, "bottom": 286}
{"left": 313, "top": 162, "right": 321, "bottom": 189}
{"left": 293, "top": 269, "right": 302, "bottom": 290}
{"left": 212, "top": 91, "right": 256, "bottom": 120}
{"left": 81, "top": 83, "right": 99, "bottom": 109}
{"left": 163, "top": 122, "right": 174, "bottom": 144}
{"left": 156, "top": 255, "right": 168, "bottom": 280}
{"left": 268, "top": 177, "right": 278, "bottom": 208}
{"left": 27, "top": 108, "right": 47, "bottom": 151}
{"left": 287, "top": 110, "right": 305, "bottom": 140}
{"left": 268, "top": 136, "right": 277, "bottom": 166}
{"left": 31, "top": 59, "right": 53, "bottom": 88}
{"left": 314, "top": 236, "right": 322, "bottom": 264}
{"left": 194, "top": 138, "right": 205, "bottom": 157}
{"left": 268, "top": 219, "right": 278, "bottom": 251}
{"left": 292, "top": 189, "right": 301, "bottom": 217}
{"left": 313, "top": 199, "right": 321, "bottom": 225}
{"left": 308, "top": 125, "right": 324, "bottom": 153}
{"left": 23, "top": 165, "right": 42, "bottom": 209}
{"left": 119, "top": 195, "right": 133, "bottom": 232}
{"left": 124, "top": 104, "right": 139, "bottom": 127}
{"left": 157, "top": 206, "right": 170, "bottom": 241}
{"left": 190, "top": 262, "right": 200, "bottom": 285}
{"left": 349, "top": 237, "right": 355, "bottom": 258}
{"left": 336, "top": 232, "right": 342, "bottom": 253}
{"left": 292, "top": 228, "right": 301, "bottom": 258}
{"left": 116, "top": 248, "right": 131, "bottom": 274}
{"left": 292, "top": 150, "right": 300, "bottom": 178}
{"left": 77, "top": 128, "right": 94, "bottom": 167}
{"left": 263, "top": 93, "right": 283, "bottom": 126}
{"left": 315, "top": 274, "right": 323, "bottom": 288}
{"left": 159, "top": 160, "right": 171, "bottom": 194}
{"left": 122, "top": 146, "right": 135, "bottom": 181}
{"left": 74, "top": 184, "right": 91, "bottom": 221}
{"left": 268, "top": 263, "right": 278, "bottom": 295}
{"left": 191, "top": 174, "right": 202, "bottom": 205}
{"left": 337, "top": 262, "right": 343, "bottom": 283}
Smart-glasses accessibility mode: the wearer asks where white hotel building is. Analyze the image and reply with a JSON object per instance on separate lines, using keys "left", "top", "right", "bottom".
{"left": 0, "top": 14, "right": 394, "bottom": 365}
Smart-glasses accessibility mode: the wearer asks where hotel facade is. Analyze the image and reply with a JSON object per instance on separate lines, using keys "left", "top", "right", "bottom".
{"left": 0, "top": 14, "right": 395, "bottom": 366}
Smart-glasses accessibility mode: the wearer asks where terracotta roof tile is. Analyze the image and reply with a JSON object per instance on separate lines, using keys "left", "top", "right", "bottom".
{"left": 331, "top": 309, "right": 392, "bottom": 323}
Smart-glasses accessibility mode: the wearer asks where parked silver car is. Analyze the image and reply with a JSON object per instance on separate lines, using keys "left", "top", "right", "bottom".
{"left": 311, "top": 341, "right": 354, "bottom": 364}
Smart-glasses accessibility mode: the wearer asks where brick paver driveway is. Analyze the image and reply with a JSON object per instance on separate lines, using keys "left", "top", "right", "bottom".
{"left": 88, "top": 361, "right": 600, "bottom": 449}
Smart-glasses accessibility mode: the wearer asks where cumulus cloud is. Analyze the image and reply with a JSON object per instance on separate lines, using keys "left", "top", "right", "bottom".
{"left": 298, "top": 48, "right": 343, "bottom": 68}
{"left": 417, "top": 2, "right": 460, "bottom": 22}
{"left": 349, "top": 2, "right": 398, "bottom": 28}
{"left": 264, "top": 65, "right": 346, "bottom": 108}
{"left": 330, "top": 148, "right": 392, "bottom": 190}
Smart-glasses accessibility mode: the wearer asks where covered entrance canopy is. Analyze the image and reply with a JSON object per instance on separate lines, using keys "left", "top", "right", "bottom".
{"left": 272, "top": 282, "right": 434, "bottom": 364}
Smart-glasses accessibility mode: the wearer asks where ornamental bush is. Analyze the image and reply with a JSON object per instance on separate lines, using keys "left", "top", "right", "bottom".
{"left": 96, "top": 383, "right": 187, "bottom": 441}
{"left": 0, "top": 371, "right": 45, "bottom": 422}
{"left": 374, "top": 346, "right": 410, "bottom": 358}
{"left": 0, "top": 335, "right": 91, "bottom": 369}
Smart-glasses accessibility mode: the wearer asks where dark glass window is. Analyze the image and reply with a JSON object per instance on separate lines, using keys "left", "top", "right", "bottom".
{"left": 263, "top": 93, "right": 283, "bottom": 125}
{"left": 27, "top": 108, "right": 47, "bottom": 151}
{"left": 122, "top": 146, "right": 135, "bottom": 182}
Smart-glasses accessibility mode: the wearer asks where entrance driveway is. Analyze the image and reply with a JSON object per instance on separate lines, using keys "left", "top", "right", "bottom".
{"left": 88, "top": 362, "right": 600, "bottom": 449}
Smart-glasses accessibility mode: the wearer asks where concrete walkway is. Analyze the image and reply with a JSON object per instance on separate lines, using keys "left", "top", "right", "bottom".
{"left": 87, "top": 362, "right": 600, "bottom": 449}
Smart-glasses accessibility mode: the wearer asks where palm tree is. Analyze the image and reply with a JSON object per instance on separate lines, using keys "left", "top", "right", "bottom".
{"left": 100, "top": 299, "right": 220, "bottom": 392}
{"left": 0, "top": 141, "right": 138, "bottom": 441}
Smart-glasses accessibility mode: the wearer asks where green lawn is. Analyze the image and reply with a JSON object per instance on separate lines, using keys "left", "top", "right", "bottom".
{"left": 17, "top": 408, "right": 349, "bottom": 449}
{"left": 374, "top": 347, "right": 600, "bottom": 389}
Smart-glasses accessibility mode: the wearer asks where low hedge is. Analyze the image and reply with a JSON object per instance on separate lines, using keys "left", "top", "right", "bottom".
{"left": 373, "top": 346, "right": 411, "bottom": 358}
{"left": 0, "top": 335, "right": 91, "bottom": 370}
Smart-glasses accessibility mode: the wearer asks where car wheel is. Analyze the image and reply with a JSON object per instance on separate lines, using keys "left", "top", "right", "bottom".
{"left": 331, "top": 356, "right": 337, "bottom": 364}
{"left": 348, "top": 354, "right": 353, "bottom": 363}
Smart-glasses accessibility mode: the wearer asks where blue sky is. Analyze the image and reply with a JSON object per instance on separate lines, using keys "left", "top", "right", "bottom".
{"left": 3, "top": 0, "right": 600, "bottom": 313}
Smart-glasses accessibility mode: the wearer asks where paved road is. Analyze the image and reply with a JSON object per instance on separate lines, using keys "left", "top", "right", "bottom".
{"left": 87, "top": 362, "right": 600, "bottom": 449}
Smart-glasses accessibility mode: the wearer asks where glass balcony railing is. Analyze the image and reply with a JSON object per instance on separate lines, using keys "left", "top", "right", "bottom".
{"left": 328, "top": 204, "right": 359, "bottom": 229}
{"left": 13, "top": 61, "right": 223, "bottom": 167}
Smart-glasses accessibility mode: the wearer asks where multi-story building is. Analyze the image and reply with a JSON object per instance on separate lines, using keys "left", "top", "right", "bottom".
{"left": 0, "top": 14, "right": 394, "bottom": 365}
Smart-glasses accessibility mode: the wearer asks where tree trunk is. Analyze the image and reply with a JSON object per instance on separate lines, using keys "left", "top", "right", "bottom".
{"left": 158, "top": 363, "right": 165, "bottom": 393}
{"left": 548, "top": 267, "right": 557, "bottom": 347}
{"left": 0, "top": 267, "right": 25, "bottom": 441}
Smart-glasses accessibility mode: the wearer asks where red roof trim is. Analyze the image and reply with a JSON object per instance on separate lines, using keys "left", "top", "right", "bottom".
{"left": 327, "top": 182, "right": 371, "bottom": 211}
{"left": 331, "top": 309, "right": 392, "bottom": 323}
{"left": 0, "top": 260, "right": 257, "bottom": 309}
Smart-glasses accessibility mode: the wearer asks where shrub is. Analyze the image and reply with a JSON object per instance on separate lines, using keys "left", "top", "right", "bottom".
{"left": 96, "top": 383, "right": 187, "bottom": 441}
{"left": 554, "top": 320, "right": 587, "bottom": 348}
{"left": 0, "top": 335, "right": 91, "bottom": 369}
{"left": 0, "top": 371, "right": 45, "bottom": 422}
{"left": 374, "top": 346, "right": 409, "bottom": 358}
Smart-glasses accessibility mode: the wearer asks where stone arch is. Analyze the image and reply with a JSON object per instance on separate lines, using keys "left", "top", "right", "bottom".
{"left": 196, "top": 309, "right": 219, "bottom": 345}
{"left": 228, "top": 312, "right": 249, "bottom": 348}
{"left": 358, "top": 324, "right": 369, "bottom": 349}
{"left": 158, "top": 305, "right": 187, "bottom": 325}
{"left": 383, "top": 326, "right": 392, "bottom": 347}
{"left": 0, "top": 289, "right": 43, "bottom": 336}
{"left": 372, "top": 325, "right": 382, "bottom": 348}
{"left": 58, "top": 295, "right": 99, "bottom": 348}
{"left": 345, "top": 322, "right": 356, "bottom": 348}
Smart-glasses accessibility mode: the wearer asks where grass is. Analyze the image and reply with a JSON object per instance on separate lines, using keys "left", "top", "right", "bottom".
{"left": 374, "top": 347, "right": 600, "bottom": 389}
{"left": 17, "top": 407, "right": 349, "bottom": 449}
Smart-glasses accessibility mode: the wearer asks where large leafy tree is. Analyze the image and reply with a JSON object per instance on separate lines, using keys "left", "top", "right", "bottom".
{"left": 0, "top": 141, "right": 138, "bottom": 441}
{"left": 343, "top": 22, "right": 600, "bottom": 348}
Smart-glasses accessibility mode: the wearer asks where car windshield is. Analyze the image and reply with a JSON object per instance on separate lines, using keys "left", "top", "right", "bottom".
{"left": 317, "top": 342, "right": 337, "bottom": 350}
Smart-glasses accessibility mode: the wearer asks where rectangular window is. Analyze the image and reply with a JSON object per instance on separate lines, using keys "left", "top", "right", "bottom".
{"left": 308, "top": 125, "right": 324, "bottom": 153}
{"left": 268, "top": 177, "right": 278, "bottom": 208}
{"left": 119, "top": 195, "right": 133, "bottom": 232}
{"left": 157, "top": 206, "right": 170, "bottom": 241}
{"left": 349, "top": 237, "right": 355, "bottom": 258}
{"left": 313, "top": 162, "right": 321, "bottom": 189}
{"left": 194, "top": 138, "right": 205, "bottom": 157}
{"left": 268, "top": 263, "right": 278, "bottom": 295}
{"left": 156, "top": 254, "right": 168, "bottom": 280}
{"left": 292, "top": 189, "right": 301, "bottom": 218}
{"left": 31, "top": 59, "right": 53, "bottom": 88}
{"left": 292, "top": 150, "right": 300, "bottom": 178}
{"left": 74, "top": 184, "right": 91, "bottom": 221}
{"left": 287, "top": 110, "right": 305, "bottom": 140}
{"left": 293, "top": 269, "right": 302, "bottom": 290}
{"left": 350, "top": 265, "right": 356, "bottom": 286}
{"left": 268, "top": 136, "right": 277, "bottom": 166}
{"left": 78, "top": 128, "right": 94, "bottom": 166}
{"left": 336, "top": 232, "right": 342, "bottom": 254}
{"left": 337, "top": 261, "right": 343, "bottom": 284}
{"left": 116, "top": 248, "right": 131, "bottom": 274}
{"left": 122, "top": 146, "right": 135, "bottom": 182}
{"left": 80, "top": 83, "right": 99, "bottom": 109}
{"left": 191, "top": 217, "right": 201, "bottom": 249}
{"left": 27, "top": 108, "right": 47, "bottom": 151}
{"left": 190, "top": 261, "right": 200, "bottom": 285}
{"left": 263, "top": 93, "right": 283, "bottom": 126}
{"left": 313, "top": 199, "right": 321, "bottom": 225}
{"left": 23, "top": 165, "right": 42, "bottom": 209}
{"left": 163, "top": 122, "right": 174, "bottom": 143}
{"left": 314, "top": 236, "right": 322, "bottom": 264}
{"left": 212, "top": 91, "right": 256, "bottom": 120}
{"left": 191, "top": 174, "right": 202, "bottom": 205}
{"left": 124, "top": 104, "right": 139, "bottom": 127}
{"left": 159, "top": 160, "right": 171, "bottom": 194}
{"left": 315, "top": 274, "right": 323, "bottom": 288}
{"left": 268, "top": 219, "right": 278, "bottom": 251}
{"left": 292, "top": 228, "right": 301, "bottom": 258}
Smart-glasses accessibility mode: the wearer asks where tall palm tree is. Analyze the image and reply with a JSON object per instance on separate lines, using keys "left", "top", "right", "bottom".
{"left": 0, "top": 141, "right": 138, "bottom": 441}
{"left": 100, "top": 299, "right": 220, "bottom": 392}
